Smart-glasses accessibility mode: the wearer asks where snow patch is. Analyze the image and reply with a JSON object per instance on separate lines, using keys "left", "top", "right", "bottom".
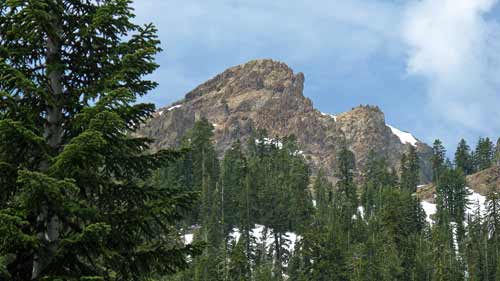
{"left": 421, "top": 187, "right": 487, "bottom": 224}
{"left": 421, "top": 201, "right": 437, "bottom": 224}
{"left": 183, "top": 233, "right": 193, "bottom": 244}
{"left": 358, "top": 206, "right": 365, "bottom": 219}
{"left": 255, "top": 138, "right": 283, "bottom": 149}
{"left": 321, "top": 112, "right": 337, "bottom": 122}
{"left": 230, "top": 225, "right": 298, "bottom": 253}
{"left": 167, "top": 104, "right": 182, "bottom": 111}
{"left": 183, "top": 225, "right": 299, "bottom": 256}
{"left": 467, "top": 188, "right": 486, "bottom": 215}
{"left": 387, "top": 124, "right": 418, "bottom": 146}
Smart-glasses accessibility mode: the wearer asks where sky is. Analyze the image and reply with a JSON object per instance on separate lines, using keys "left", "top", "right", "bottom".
{"left": 131, "top": 0, "right": 500, "bottom": 151}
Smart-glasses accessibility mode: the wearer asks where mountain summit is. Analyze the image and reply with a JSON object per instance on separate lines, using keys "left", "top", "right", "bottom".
{"left": 139, "top": 59, "right": 432, "bottom": 182}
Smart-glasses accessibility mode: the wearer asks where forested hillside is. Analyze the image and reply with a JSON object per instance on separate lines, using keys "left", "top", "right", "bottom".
{"left": 1, "top": 1, "right": 500, "bottom": 281}
{"left": 162, "top": 119, "right": 500, "bottom": 281}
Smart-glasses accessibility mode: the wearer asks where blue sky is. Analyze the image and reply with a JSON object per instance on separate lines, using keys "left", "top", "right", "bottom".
{"left": 132, "top": 0, "right": 500, "bottom": 151}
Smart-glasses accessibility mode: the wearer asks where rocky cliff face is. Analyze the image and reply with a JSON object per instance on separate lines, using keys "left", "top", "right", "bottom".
{"left": 466, "top": 166, "right": 500, "bottom": 195}
{"left": 139, "top": 59, "right": 432, "bottom": 182}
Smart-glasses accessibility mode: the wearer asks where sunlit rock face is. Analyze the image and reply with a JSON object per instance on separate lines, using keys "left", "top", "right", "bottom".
{"left": 138, "top": 59, "right": 432, "bottom": 182}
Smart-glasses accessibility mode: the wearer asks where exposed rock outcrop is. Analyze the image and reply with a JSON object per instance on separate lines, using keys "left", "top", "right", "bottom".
{"left": 466, "top": 166, "right": 500, "bottom": 195}
{"left": 139, "top": 59, "right": 432, "bottom": 182}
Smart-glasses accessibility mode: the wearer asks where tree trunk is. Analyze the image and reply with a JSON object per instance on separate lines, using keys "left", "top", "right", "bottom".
{"left": 32, "top": 15, "right": 63, "bottom": 280}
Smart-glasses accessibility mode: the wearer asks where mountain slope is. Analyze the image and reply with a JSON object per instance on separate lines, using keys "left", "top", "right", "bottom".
{"left": 139, "top": 59, "right": 432, "bottom": 182}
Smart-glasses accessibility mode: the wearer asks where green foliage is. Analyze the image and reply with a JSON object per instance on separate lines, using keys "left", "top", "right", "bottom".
{"left": 432, "top": 139, "right": 446, "bottom": 183}
{"left": 495, "top": 138, "right": 500, "bottom": 166}
{"left": 475, "top": 137, "right": 495, "bottom": 171}
{"left": 455, "top": 139, "right": 475, "bottom": 175}
{"left": 400, "top": 145, "right": 420, "bottom": 193}
{"left": 0, "top": 1, "right": 198, "bottom": 279}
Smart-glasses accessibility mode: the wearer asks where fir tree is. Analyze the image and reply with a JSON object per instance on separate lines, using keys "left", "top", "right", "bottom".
{"left": 0, "top": 1, "right": 198, "bottom": 279}
{"left": 455, "top": 139, "right": 475, "bottom": 175}
{"left": 220, "top": 141, "right": 247, "bottom": 236}
{"left": 361, "top": 150, "right": 392, "bottom": 218}
{"left": 465, "top": 203, "right": 487, "bottom": 281}
{"left": 227, "top": 238, "right": 251, "bottom": 281}
{"left": 335, "top": 146, "right": 358, "bottom": 250}
{"left": 486, "top": 188, "right": 500, "bottom": 279}
{"left": 182, "top": 119, "right": 219, "bottom": 225}
{"left": 351, "top": 217, "right": 402, "bottom": 281}
{"left": 432, "top": 139, "right": 446, "bottom": 183}
{"left": 400, "top": 146, "right": 420, "bottom": 193}
{"left": 313, "top": 168, "right": 332, "bottom": 222}
{"left": 495, "top": 138, "right": 500, "bottom": 166}
{"left": 436, "top": 168, "right": 470, "bottom": 244}
{"left": 475, "top": 137, "right": 495, "bottom": 171}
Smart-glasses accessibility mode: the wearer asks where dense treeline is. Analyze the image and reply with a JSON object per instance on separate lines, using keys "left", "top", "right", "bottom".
{"left": 159, "top": 120, "right": 314, "bottom": 280}
{"left": 2, "top": 1, "right": 500, "bottom": 280}
{"left": 454, "top": 137, "right": 500, "bottom": 175}
{"left": 163, "top": 120, "right": 500, "bottom": 281}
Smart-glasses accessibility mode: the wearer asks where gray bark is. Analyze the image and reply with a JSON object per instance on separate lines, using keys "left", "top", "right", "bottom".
{"left": 32, "top": 15, "right": 63, "bottom": 280}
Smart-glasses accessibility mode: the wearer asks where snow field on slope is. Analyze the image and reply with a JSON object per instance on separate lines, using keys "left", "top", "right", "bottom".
{"left": 421, "top": 187, "right": 487, "bottom": 224}
{"left": 320, "top": 112, "right": 337, "bottom": 121}
{"left": 387, "top": 124, "right": 418, "bottom": 146}
{"left": 183, "top": 225, "right": 299, "bottom": 254}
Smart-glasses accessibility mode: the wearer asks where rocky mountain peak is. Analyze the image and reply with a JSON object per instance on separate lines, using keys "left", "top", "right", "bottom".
{"left": 139, "top": 60, "right": 433, "bottom": 182}
{"left": 185, "top": 59, "right": 305, "bottom": 102}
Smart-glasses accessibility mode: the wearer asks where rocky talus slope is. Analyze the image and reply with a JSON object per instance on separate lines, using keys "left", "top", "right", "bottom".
{"left": 138, "top": 59, "right": 432, "bottom": 182}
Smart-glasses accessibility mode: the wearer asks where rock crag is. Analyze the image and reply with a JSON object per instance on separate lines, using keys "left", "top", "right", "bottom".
{"left": 139, "top": 59, "right": 432, "bottom": 182}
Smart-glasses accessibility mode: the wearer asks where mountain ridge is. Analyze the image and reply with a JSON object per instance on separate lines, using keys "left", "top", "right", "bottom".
{"left": 139, "top": 59, "right": 433, "bottom": 182}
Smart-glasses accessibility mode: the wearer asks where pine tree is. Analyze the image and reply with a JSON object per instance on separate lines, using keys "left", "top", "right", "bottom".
{"left": 351, "top": 217, "right": 402, "bottom": 281}
{"left": 465, "top": 203, "right": 487, "bottom": 281}
{"left": 182, "top": 119, "right": 219, "bottom": 225}
{"left": 0, "top": 1, "right": 199, "bottom": 280}
{"left": 432, "top": 139, "right": 446, "bottom": 183}
{"left": 495, "top": 138, "right": 500, "bottom": 166}
{"left": 455, "top": 139, "right": 475, "bottom": 175}
{"left": 400, "top": 146, "right": 420, "bottom": 193}
{"left": 220, "top": 141, "right": 247, "bottom": 236}
{"left": 436, "top": 168, "right": 470, "bottom": 244}
{"left": 475, "top": 137, "right": 495, "bottom": 171}
{"left": 486, "top": 188, "right": 500, "bottom": 279}
{"left": 362, "top": 150, "right": 392, "bottom": 218}
{"left": 298, "top": 217, "right": 350, "bottom": 281}
{"left": 227, "top": 237, "right": 251, "bottom": 281}
{"left": 313, "top": 168, "right": 332, "bottom": 222}
{"left": 335, "top": 146, "right": 358, "bottom": 250}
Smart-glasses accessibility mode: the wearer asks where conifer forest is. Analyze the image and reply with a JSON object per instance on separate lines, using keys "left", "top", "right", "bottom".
{"left": 1, "top": 1, "right": 500, "bottom": 280}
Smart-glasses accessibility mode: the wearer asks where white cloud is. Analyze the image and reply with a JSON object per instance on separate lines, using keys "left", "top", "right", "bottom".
{"left": 403, "top": 0, "right": 500, "bottom": 135}
{"left": 131, "top": 0, "right": 405, "bottom": 102}
{"left": 132, "top": 0, "right": 500, "bottom": 146}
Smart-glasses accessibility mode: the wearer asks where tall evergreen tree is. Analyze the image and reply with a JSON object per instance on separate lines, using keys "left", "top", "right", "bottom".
{"left": 0, "top": 0, "right": 198, "bottom": 279}
{"left": 182, "top": 119, "right": 219, "bottom": 225}
{"left": 455, "top": 139, "right": 475, "bottom": 175}
{"left": 400, "top": 146, "right": 420, "bottom": 193}
{"left": 361, "top": 150, "right": 392, "bottom": 218}
{"left": 313, "top": 168, "right": 332, "bottom": 222}
{"left": 475, "top": 137, "right": 495, "bottom": 171}
{"left": 335, "top": 146, "right": 358, "bottom": 250}
{"left": 432, "top": 139, "right": 446, "bottom": 183}
{"left": 435, "top": 166, "right": 470, "bottom": 266}
{"left": 486, "top": 189, "right": 500, "bottom": 279}
{"left": 227, "top": 237, "right": 251, "bottom": 281}
{"left": 465, "top": 203, "right": 487, "bottom": 281}
{"left": 495, "top": 138, "right": 500, "bottom": 166}
{"left": 350, "top": 217, "right": 402, "bottom": 281}
{"left": 220, "top": 141, "right": 247, "bottom": 236}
